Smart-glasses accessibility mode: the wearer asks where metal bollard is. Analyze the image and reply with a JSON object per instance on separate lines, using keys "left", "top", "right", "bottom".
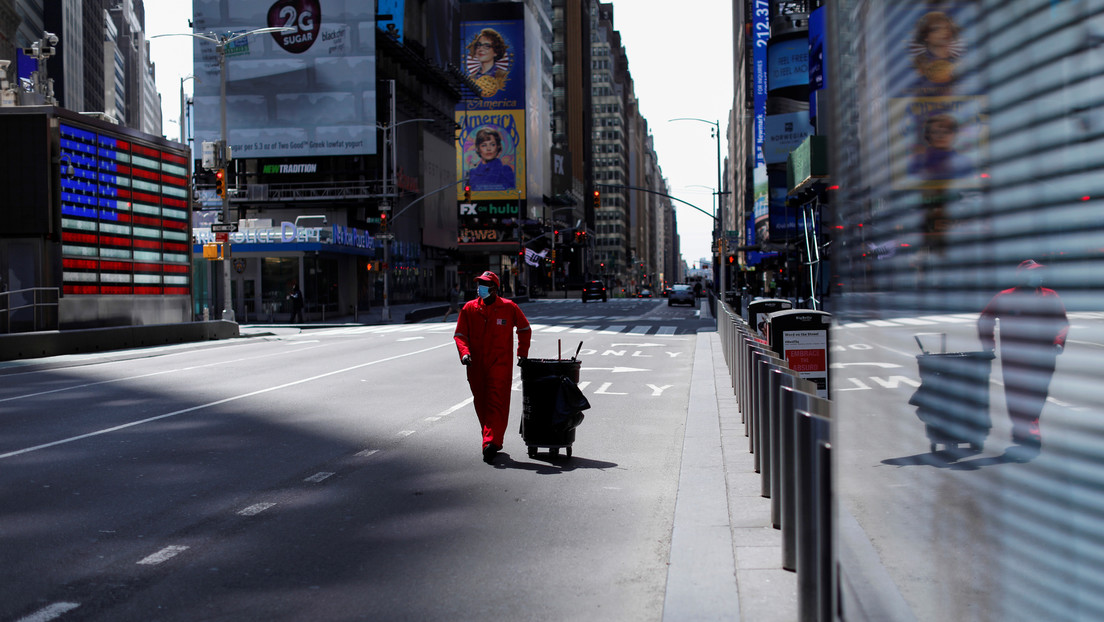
{"left": 770, "top": 368, "right": 816, "bottom": 528}
{"left": 780, "top": 387, "right": 830, "bottom": 571}
{"left": 816, "top": 439, "right": 835, "bottom": 622}
{"left": 753, "top": 352, "right": 782, "bottom": 478}
{"left": 796, "top": 409, "right": 831, "bottom": 622}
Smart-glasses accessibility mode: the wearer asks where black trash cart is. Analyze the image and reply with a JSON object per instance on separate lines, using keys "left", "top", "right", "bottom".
{"left": 519, "top": 356, "right": 589, "bottom": 458}
{"left": 908, "top": 333, "right": 995, "bottom": 453}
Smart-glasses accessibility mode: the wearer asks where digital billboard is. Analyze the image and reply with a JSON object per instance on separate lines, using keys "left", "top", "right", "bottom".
{"left": 456, "top": 16, "right": 526, "bottom": 203}
{"left": 59, "top": 123, "right": 192, "bottom": 296}
{"left": 192, "top": 0, "right": 376, "bottom": 159}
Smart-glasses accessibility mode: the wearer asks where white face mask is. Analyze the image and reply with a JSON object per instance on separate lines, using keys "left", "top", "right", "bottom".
{"left": 477, "top": 284, "right": 492, "bottom": 299}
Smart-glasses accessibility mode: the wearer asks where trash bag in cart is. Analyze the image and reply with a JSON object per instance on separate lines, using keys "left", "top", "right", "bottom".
{"left": 519, "top": 358, "right": 590, "bottom": 457}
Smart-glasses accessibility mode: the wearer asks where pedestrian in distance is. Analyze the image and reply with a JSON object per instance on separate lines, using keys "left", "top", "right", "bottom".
{"left": 443, "top": 282, "right": 462, "bottom": 322}
{"left": 287, "top": 282, "right": 304, "bottom": 324}
{"left": 454, "top": 271, "right": 532, "bottom": 463}
{"left": 977, "top": 260, "right": 1068, "bottom": 455}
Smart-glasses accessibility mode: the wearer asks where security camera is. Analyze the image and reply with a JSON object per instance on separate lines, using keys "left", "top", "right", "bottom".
{"left": 0, "top": 60, "right": 10, "bottom": 72}
{"left": 46, "top": 32, "right": 58, "bottom": 46}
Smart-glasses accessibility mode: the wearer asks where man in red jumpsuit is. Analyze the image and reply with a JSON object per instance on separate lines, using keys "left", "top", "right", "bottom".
{"left": 454, "top": 271, "right": 531, "bottom": 462}
{"left": 978, "top": 259, "right": 1068, "bottom": 452}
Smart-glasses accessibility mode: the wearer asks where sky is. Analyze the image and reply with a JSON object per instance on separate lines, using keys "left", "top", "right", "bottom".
{"left": 145, "top": 1, "right": 734, "bottom": 268}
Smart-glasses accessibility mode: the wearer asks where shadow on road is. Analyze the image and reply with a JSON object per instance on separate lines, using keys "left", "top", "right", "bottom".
{"left": 881, "top": 445, "right": 1039, "bottom": 470}
{"left": 490, "top": 452, "right": 618, "bottom": 474}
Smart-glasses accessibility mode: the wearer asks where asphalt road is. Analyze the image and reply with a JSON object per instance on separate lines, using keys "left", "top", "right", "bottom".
{"left": 0, "top": 297, "right": 713, "bottom": 622}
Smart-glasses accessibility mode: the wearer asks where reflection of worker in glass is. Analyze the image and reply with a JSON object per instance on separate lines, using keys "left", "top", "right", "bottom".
{"left": 467, "top": 28, "right": 509, "bottom": 98}
{"left": 910, "top": 11, "right": 962, "bottom": 84}
{"left": 467, "top": 128, "right": 515, "bottom": 191}
{"left": 908, "top": 113, "right": 974, "bottom": 182}
{"left": 978, "top": 260, "right": 1068, "bottom": 452}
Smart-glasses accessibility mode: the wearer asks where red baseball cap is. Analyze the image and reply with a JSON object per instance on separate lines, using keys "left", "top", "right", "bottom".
{"left": 474, "top": 271, "right": 500, "bottom": 288}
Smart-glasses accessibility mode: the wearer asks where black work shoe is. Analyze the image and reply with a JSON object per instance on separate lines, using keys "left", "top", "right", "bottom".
{"left": 481, "top": 441, "right": 503, "bottom": 461}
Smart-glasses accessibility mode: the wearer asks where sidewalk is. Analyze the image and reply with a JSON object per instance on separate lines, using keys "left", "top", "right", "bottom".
{"left": 662, "top": 328, "right": 796, "bottom": 621}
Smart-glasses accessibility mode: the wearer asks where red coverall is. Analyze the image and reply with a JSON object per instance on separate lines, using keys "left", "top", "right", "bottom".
{"left": 454, "top": 296, "right": 531, "bottom": 449}
{"left": 978, "top": 285, "right": 1068, "bottom": 444}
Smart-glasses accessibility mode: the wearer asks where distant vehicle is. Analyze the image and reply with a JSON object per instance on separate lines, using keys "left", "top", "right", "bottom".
{"left": 660, "top": 286, "right": 673, "bottom": 298}
{"left": 668, "top": 284, "right": 696, "bottom": 307}
{"left": 582, "top": 280, "right": 608, "bottom": 303}
{"left": 638, "top": 289, "right": 653, "bottom": 298}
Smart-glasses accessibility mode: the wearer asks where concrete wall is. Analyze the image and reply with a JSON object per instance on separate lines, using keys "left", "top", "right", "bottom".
{"left": 0, "top": 320, "right": 240, "bottom": 361}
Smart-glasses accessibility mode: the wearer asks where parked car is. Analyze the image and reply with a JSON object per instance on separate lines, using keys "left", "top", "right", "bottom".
{"left": 638, "top": 289, "right": 653, "bottom": 298}
{"left": 668, "top": 284, "right": 696, "bottom": 307}
{"left": 581, "top": 280, "right": 608, "bottom": 302}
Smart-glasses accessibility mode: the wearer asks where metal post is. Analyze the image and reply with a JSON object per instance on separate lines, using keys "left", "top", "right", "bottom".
{"left": 382, "top": 80, "right": 396, "bottom": 322}
{"left": 218, "top": 43, "right": 234, "bottom": 323}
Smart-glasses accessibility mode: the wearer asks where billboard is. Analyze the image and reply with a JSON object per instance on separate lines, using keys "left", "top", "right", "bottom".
{"left": 192, "top": 0, "right": 376, "bottom": 159}
{"left": 59, "top": 122, "right": 192, "bottom": 296}
{"left": 751, "top": 1, "right": 769, "bottom": 165}
{"left": 456, "top": 16, "right": 526, "bottom": 203}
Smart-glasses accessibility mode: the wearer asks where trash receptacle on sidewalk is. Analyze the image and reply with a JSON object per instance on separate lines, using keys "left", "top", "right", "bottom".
{"left": 519, "top": 355, "right": 589, "bottom": 458}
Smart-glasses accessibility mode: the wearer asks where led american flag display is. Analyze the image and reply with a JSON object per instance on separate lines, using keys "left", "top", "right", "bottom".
{"left": 59, "top": 123, "right": 191, "bottom": 296}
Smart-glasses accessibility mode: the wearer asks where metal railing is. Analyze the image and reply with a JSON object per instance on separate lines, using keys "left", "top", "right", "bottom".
{"left": 1, "top": 287, "right": 60, "bottom": 334}
{"left": 716, "top": 300, "right": 834, "bottom": 622}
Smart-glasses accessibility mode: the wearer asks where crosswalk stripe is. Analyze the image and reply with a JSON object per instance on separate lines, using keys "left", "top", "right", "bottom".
{"left": 657, "top": 326, "right": 677, "bottom": 335}
{"left": 599, "top": 325, "right": 627, "bottom": 334}
{"left": 539, "top": 325, "right": 571, "bottom": 333}
{"left": 628, "top": 325, "right": 651, "bottom": 334}
{"left": 571, "top": 326, "right": 599, "bottom": 333}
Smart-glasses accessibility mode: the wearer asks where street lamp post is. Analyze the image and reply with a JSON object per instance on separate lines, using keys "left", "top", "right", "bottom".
{"left": 670, "top": 117, "right": 726, "bottom": 296}
{"left": 377, "top": 80, "right": 433, "bottom": 321}
{"left": 153, "top": 27, "right": 291, "bottom": 323}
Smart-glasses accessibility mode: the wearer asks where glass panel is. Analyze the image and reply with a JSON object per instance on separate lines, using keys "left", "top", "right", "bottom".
{"left": 827, "top": 2, "right": 1104, "bottom": 620}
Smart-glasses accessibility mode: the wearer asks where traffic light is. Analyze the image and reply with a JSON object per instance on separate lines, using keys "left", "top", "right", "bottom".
{"left": 215, "top": 169, "right": 226, "bottom": 198}
{"left": 380, "top": 212, "right": 388, "bottom": 230}
{"left": 464, "top": 185, "right": 471, "bottom": 202}
{"left": 592, "top": 190, "right": 600, "bottom": 209}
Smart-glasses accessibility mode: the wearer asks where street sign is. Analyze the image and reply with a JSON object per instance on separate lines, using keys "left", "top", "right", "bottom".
{"left": 211, "top": 223, "right": 238, "bottom": 233}
{"left": 215, "top": 232, "right": 229, "bottom": 243}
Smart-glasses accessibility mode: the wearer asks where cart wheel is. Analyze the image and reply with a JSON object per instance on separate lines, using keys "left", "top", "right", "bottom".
{"left": 566, "top": 447, "right": 572, "bottom": 458}
{"left": 528, "top": 446, "right": 537, "bottom": 458}
{"left": 930, "top": 443, "right": 938, "bottom": 454}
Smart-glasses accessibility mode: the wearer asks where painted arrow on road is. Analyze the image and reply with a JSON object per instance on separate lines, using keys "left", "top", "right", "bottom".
{"left": 581, "top": 366, "right": 651, "bottom": 373}
{"left": 610, "top": 342, "right": 665, "bottom": 347}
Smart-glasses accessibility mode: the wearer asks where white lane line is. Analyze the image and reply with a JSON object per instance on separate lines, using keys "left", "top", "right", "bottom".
{"left": 15, "top": 602, "right": 81, "bottom": 622}
{"left": 304, "top": 472, "right": 335, "bottom": 483}
{"left": 570, "top": 326, "right": 599, "bottom": 333}
{"left": 397, "top": 430, "right": 415, "bottom": 438}
{"left": 435, "top": 397, "right": 474, "bottom": 417}
{"left": 0, "top": 343, "right": 452, "bottom": 460}
{"left": 397, "top": 336, "right": 424, "bottom": 341}
{"left": 355, "top": 449, "right": 380, "bottom": 458}
{"left": 0, "top": 343, "right": 329, "bottom": 404}
{"left": 237, "top": 502, "right": 276, "bottom": 516}
{"left": 137, "top": 545, "right": 189, "bottom": 565}
{"left": 425, "top": 416, "right": 441, "bottom": 422}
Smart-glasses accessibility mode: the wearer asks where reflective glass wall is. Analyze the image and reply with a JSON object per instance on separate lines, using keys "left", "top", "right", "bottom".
{"left": 826, "top": 1, "right": 1104, "bottom": 619}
